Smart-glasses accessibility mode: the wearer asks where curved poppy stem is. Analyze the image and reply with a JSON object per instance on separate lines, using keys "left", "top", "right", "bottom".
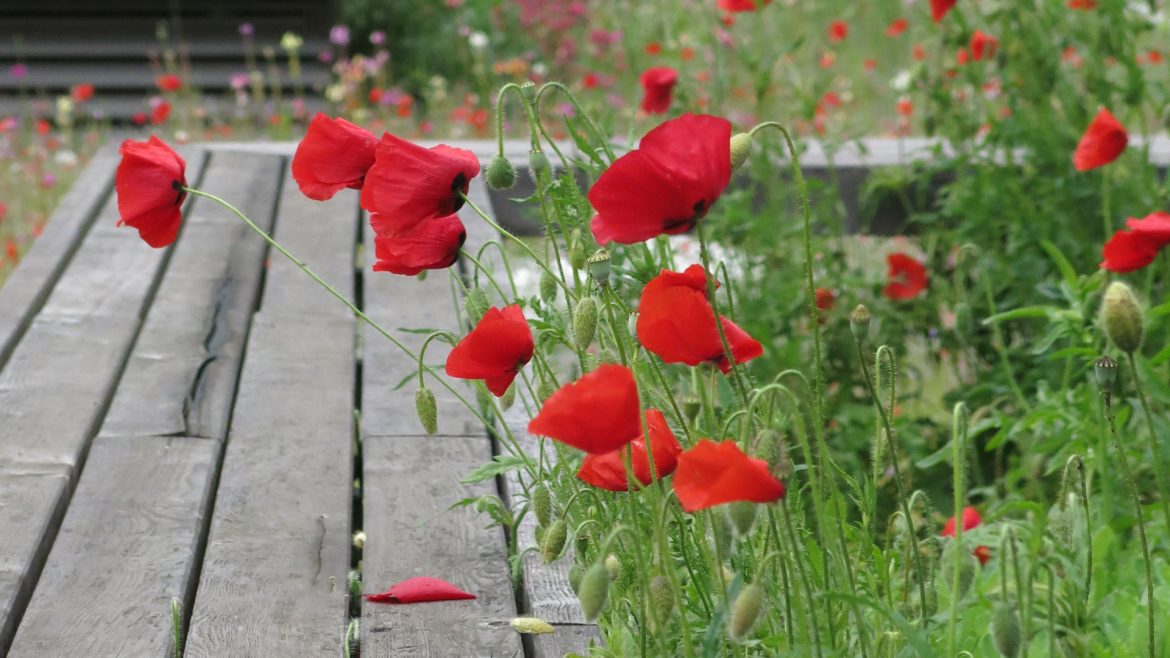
{"left": 416, "top": 331, "right": 457, "bottom": 388}
{"left": 536, "top": 81, "right": 616, "bottom": 163}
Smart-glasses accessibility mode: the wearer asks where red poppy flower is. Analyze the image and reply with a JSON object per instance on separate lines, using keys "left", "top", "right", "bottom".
{"left": 645, "top": 42, "right": 663, "bottom": 56}
{"left": 371, "top": 214, "right": 466, "bottom": 276}
{"left": 1074, "top": 108, "right": 1127, "bottom": 171}
{"left": 639, "top": 66, "right": 678, "bottom": 115}
{"left": 673, "top": 440, "right": 785, "bottom": 512}
{"left": 115, "top": 136, "right": 187, "bottom": 248}
{"left": 360, "top": 133, "right": 480, "bottom": 234}
{"left": 156, "top": 74, "right": 182, "bottom": 92}
{"left": 913, "top": 44, "right": 927, "bottom": 61}
{"left": 970, "top": 30, "right": 997, "bottom": 60}
{"left": 71, "top": 83, "right": 94, "bottom": 103}
{"left": 151, "top": 101, "right": 172, "bottom": 125}
{"left": 1101, "top": 211, "right": 1170, "bottom": 272}
{"left": 366, "top": 577, "right": 476, "bottom": 604}
{"left": 931, "top": 0, "right": 957, "bottom": 22}
{"left": 132, "top": 111, "right": 147, "bottom": 126}
{"left": 36, "top": 119, "right": 50, "bottom": 135}
{"left": 445, "top": 304, "right": 533, "bottom": 396}
{"left": 292, "top": 113, "right": 377, "bottom": 201}
{"left": 941, "top": 506, "right": 989, "bottom": 565}
{"left": 577, "top": 409, "right": 682, "bottom": 491}
{"left": 955, "top": 48, "right": 970, "bottom": 66}
{"left": 883, "top": 252, "right": 928, "bottom": 300}
{"left": 815, "top": 288, "right": 836, "bottom": 319}
{"left": 589, "top": 114, "right": 731, "bottom": 246}
{"left": 828, "top": 21, "right": 848, "bottom": 43}
{"left": 636, "top": 265, "right": 763, "bottom": 373}
{"left": 718, "top": 0, "right": 770, "bottom": 10}
{"left": 886, "top": 18, "right": 908, "bottom": 37}
{"left": 528, "top": 364, "right": 642, "bottom": 455}
{"left": 1068, "top": 0, "right": 1095, "bottom": 8}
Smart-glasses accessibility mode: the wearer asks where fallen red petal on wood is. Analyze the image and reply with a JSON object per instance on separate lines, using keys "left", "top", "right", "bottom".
{"left": 365, "top": 577, "right": 477, "bottom": 604}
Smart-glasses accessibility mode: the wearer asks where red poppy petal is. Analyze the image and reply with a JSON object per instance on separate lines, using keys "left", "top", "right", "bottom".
{"left": 576, "top": 409, "right": 682, "bottom": 491}
{"left": 116, "top": 136, "right": 187, "bottom": 248}
{"left": 371, "top": 214, "right": 465, "bottom": 276}
{"left": 446, "top": 305, "right": 534, "bottom": 388}
{"left": 1127, "top": 211, "right": 1170, "bottom": 245}
{"left": 365, "top": 576, "right": 477, "bottom": 604}
{"left": 362, "top": 134, "right": 480, "bottom": 232}
{"left": 528, "top": 364, "right": 642, "bottom": 454}
{"left": 1073, "top": 108, "right": 1127, "bottom": 171}
{"left": 715, "top": 317, "right": 764, "bottom": 374}
{"left": 292, "top": 113, "right": 377, "bottom": 200}
{"left": 1101, "top": 229, "right": 1160, "bottom": 273}
{"left": 672, "top": 440, "right": 785, "bottom": 512}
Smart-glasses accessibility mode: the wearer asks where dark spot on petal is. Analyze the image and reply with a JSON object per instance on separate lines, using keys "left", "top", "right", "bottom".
{"left": 451, "top": 173, "right": 468, "bottom": 212}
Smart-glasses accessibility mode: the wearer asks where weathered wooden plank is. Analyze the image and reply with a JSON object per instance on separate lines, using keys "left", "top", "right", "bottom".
{"left": 0, "top": 139, "right": 117, "bottom": 368}
{"left": 360, "top": 434, "right": 522, "bottom": 658}
{"left": 101, "top": 151, "right": 283, "bottom": 440}
{"left": 7, "top": 436, "right": 219, "bottom": 658}
{"left": 0, "top": 148, "right": 208, "bottom": 652}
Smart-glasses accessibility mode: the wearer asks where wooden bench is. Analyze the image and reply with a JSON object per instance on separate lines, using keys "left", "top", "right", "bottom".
{"left": 0, "top": 138, "right": 600, "bottom": 657}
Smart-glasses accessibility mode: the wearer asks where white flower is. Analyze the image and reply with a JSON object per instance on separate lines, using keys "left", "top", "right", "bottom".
{"left": 54, "top": 150, "right": 78, "bottom": 167}
{"left": 891, "top": 70, "right": 912, "bottom": 92}
{"left": 281, "top": 31, "right": 303, "bottom": 51}
{"left": 468, "top": 31, "right": 489, "bottom": 49}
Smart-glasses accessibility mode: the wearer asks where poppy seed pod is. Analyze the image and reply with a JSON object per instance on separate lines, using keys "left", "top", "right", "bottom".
{"left": 849, "top": 304, "right": 872, "bottom": 342}
{"left": 464, "top": 288, "right": 489, "bottom": 323}
{"left": 729, "top": 583, "right": 765, "bottom": 641}
{"left": 939, "top": 540, "right": 977, "bottom": 600}
{"left": 486, "top": 155, "right": 517, "bottom": 190}
{"left": 540, "top": 519, "right": 568, "bottom": 563}
{"left": 587, "top": 249, "right": 611, "bottom": 285}
{"left": 1099, "top": 281, "right": 1144, "bottom": 353}
{"left": 727, "top": 501, "right": 759, "bottom": 536}
{"left": 539, "top": 270, "right": 558, "bottom": 303}
{"left": 415, "top": 387, "right": 438, "bottom": 435}
{"left": 533, "top": 484, "right": 553, "bottom": 528}
{"left": 991, "top": 603, "right": 1022, "bottom": 657}
{"left": 730, "top": 132, "right": 753, "bottom": 172}
{"left": 574, "top": 296, "right": 599, "bottom": 350}
{"left": 528, "top": 150, "right": 551, "bottom": 183}
{"left": 1093, "top": 355, "right": 1118, "bottom": 393}
{"left": 578, "top": 563, "right": 610, "bottom": 621}
{"left": 519, "top": 81, "right": 537, "bottom": 103}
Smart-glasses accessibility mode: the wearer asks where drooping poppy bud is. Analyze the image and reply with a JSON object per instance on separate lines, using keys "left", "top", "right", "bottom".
{"left": 578, "top": 563, "right": 610, "bottom": 621}
{"left": 486, "top": 154, "right": 517, "bottom": 190}
{"left": 649, "top": 575, "right": 674, "bottom": 624}
{"left": 528, "top": 150, "right": 551, "bottom": 183}
{"left": 849, "top": 304, "right": 872, "bottom": 341}
{"left": 415, "top": 387, "right": 438, "bottom": 434}
{"left": 730, "top": 132, "right": 753, "bottom": 172}
{"left": 540, "top": 519, "right": 568, "bottom": 563}
{"left": 1099, "top": 281, "right": 1143, "bottom": 353}
{"left": 539, "top": 271, "right": 558, "bottom": 302}
{"left": 729, "top": 583, "right": 765, "bottom": 641}
{"left": 573, "top": 296, "right": 599, "bottom": 350}
{"left": 991, "top": 603, "right": 1022, "bottom": 657}
{"left": 533, "top": 484, "right": 553, "bottom": 527}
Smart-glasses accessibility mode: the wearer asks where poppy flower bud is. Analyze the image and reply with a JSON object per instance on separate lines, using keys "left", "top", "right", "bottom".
{"left": 604, "top": 554, "right": 621, "bottom": 580}
{"left": 415, "top": 387, "right": 438, "bottom": 435}
{"left": 486, "top": 155, "right": 517, "bottom": 190}
{"left": 568, "top": 563, "right": 583, "bottom": 593}
{"left": 849, "top": 304, "right": 872, "bottom": 342}
{"left": 574, "top": 296, "right": 599, "bottom": 350}
{"left": 511, "top": 616, "right": 555, "bottom": 634}
{"left": 569, "top": 240, "right": 587, "bottom": 271}
{"left": 1099, "top": 281, "right": 1144, "bottom": 353}
{"left": 727, "top": 501, "right": 759, "bottom": 536}
{"left": 578, "top": 562, "right": 610, "bottom": 621}
{"left": 587, "top": 249, "right": 611, "bottom": 285}
{"left": 650, "top": 575, "right": 674, "bottom": 624}
{"left": 539, "top": 270, "right": 558, "bottom": 303}
{"left": 1093, "top": 355, "right": 1118, "bottom": 394}
{"left": 991, "top": 603, "right": 1022, "bottom": 657}
{"left": 465, "top": 288, "right": 489, "bottom": 323}
{"left": 529, "top": 150, "right": 551, "bottom": 183}
{"left": 1046, "top": 505, "right": 1073, "bottom": 546}
{"left": 730, "top": 132, "right": 753, "bottom": 172}
{"left": 729, "top": 583, "right": 764, "bottom": 641}
{"left": 540, "top": 519, "right": 568, "bottom": 563}
{"left": 500, "top": 382, "right": 516, "bottom": 410}
{"left": 537, "top": 376, "right": 556, "bottom": 402}
{"left": 939, "top": 541, "right": 977, "bottom": 600}
{"left": 533, "top": 484, "right": 553, "bottom": 527}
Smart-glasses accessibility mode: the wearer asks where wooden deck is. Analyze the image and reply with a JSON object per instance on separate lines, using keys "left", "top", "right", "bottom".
{"left": 0, "top": 139, "right": 600, "bottom": 657}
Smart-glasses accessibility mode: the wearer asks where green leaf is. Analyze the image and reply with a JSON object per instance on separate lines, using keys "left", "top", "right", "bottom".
{"left": 1150, "top": 343, "right": 1170, "bottom": 367}
{"left": 982, "top": 306, "right": 1050, "bottom": 325}
{"left": 1039, "top": 240, "right": 1079, "bottom": 287}
{"left": 461, "top": 455, "right": 528, "bottom": 484}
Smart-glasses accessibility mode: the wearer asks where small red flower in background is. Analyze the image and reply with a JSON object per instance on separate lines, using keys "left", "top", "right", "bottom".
{"left": 291, "top": 113, "right": 377, "bottom": 201}
{"left": 913, "top": 44, "right": 927, "bottom": 61}
{"left": 132, "top": 111, "right": 147, "bottom": 126}
{"left": 970, "top": 30, "right": 998, "bottom": 61}
{"left": 70, "top": 83, "right": 94, "bottom": 103}
{"left": 886, "top": 18, "right": 909, "bottom": 37}
{"left": 864, "top": 58, "right": 877, "bottom": 72}
{"left": 1068, "top": 0, "right": 1096, "bottom": 8}
{"left": 718, "top": 0, "right": 770, "bottom": 10}
{"left": 582, "top": 72, "right": 599, "bottom": 89}
{"left": 115, "top": 136, "right": 187, "bottom": 248}
{"left": 645, "top": 42, "right": 662, "bottom": 56}
{"left": 639, "top": 66, "right": 678, "bottom": 115}
{"left": 151, "top": 101, "right": 172, "bottom": 125}
{"left": 1074, "top": 108, "right": 1127, "bottom": 171}
{"left": 897, "top": 98, "right": 914, "bottom": 117}
{"left": 828, "top": 21, "right": 848, "bottom": 43}
{"left": 370, "top": 213, "right": 466, "bottom": 276}
{"left": 36, "top": 119, "right": 51, "bottom": 135}
{"left": 5, "top": 238, "right": 18, "bottom": 262}
{"left": 1101, "top": 211, "right": 1170, "bottom": 272}
{"left": 931, "top": 0, "right": 957, "bottom": 22}
{"left": 445, "top": 304, "right": 534, "bottom": 396}
{"left": 366, "top": 577, "right": 476, "bottom": 604}
{"left": 637, "top": 265, "right": 763, "bottom": 373}
{"left": 589, "top": 114, "right": 730, "bottom": 245}
{"left": 577, "top": 409, "right": 682, "bottom": 491}
{"left": 673, "top": 440, "right": 785, "bottom": 512}
{"left": 942, "top": 505, "right": 990, "bottom": 565}
{"left": 883, "top": 252, "right": 928, "bottom": 300}
{"left": 955, "top": 48, "right": 970, "bottom": 66}
{"left": 360, "top": 133, "right": 479, "bottom": 234}
{"left": 815, "top": 287, "right": 836, "bottom": 311}
{"left": 529, "top": 364, "right": 642, "bottom": 455}
{"left": 156, "top": 74, "right": 182, "bottom": 92}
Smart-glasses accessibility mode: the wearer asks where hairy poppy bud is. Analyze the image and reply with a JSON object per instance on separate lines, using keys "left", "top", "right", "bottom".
{"left": 486, "top": 155, "right": 517, "bottom": 190}
{"left": 465, "top": 288, "right": 489, "bottom": 323}
{"left": 991, "top": 603, "right": 1022, "bottom": 657}
{"left": 511, "top": 616, "right": 554, "bottom": 634}
{"left": 939, "top": 541, "right": 978, "bottom": 601}
{"left": 727, "top": 501, "right": 759, "bottom": 537}
{"left": 539, "top": 270, "right": 557, "bottom": 303}
{"left": 729, "top": 583, "right": 764, "bottom": 641}
{"left": 604, "top": 554, "right": 621, "bottom": 580}
{"left": 500, "top": 382, "right": 516, "bottom": 410}
{"left": 1094, "top": 355, "right": 1118, "bottom": 393}
{"left": 529, "top": 150, "right": 551, "bottom": 183}
{"left": 415, "top": 387, "right": 437, "bottom": 435}
{"left": 568, "top": 563, "right": 583, "bottom": 593}
{"left": 1100, "top": 281, "right": 1143, "bottom": 353}
{"left": 730, "top": 132, "right": 753, "bottom": 172}
{"left": 533, "top": 484, "right": 553, "bottom": 528}
{"left": 574, "top": 296, "right": 599, "bottom": 350}
{"left": 850, "top": 304, "right": 872, "bottom": 342}
{"left": 540, "top": 519, "right": 568, "bottom": 563}
{"left": 578, "top": 563, "right": 610, "bottom": 621}
{"left": 588, "top": 249, "right": 611, "bottom": 285}
{"left": 1046, "top": 505, "right": 1073, "bottom": 546}
{"left": 650, "top": 575, "right": 674, "bottom": 624}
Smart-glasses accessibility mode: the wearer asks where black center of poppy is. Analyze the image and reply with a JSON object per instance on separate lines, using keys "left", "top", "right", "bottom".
{"left": 661, "top": 199, "right": 709, "bottom": 232}
{"left": 451, "top": 173, "right": 468, "bottom": 212}
{"left": 171, "top": 179, "right": 186, "bottom": 205}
